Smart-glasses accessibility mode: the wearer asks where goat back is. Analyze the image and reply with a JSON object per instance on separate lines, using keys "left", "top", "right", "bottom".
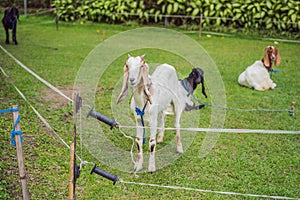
{"left": 151, "top": 64, "right": 179, "bottom": 106}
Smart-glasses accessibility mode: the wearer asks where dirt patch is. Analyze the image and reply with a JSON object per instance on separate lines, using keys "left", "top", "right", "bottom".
{"left": 41, "top": 85, "right": 74, "bottom": 109}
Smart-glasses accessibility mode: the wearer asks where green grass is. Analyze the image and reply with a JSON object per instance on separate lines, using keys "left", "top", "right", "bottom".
{"left": 0, "top": 13, "right": 299, "bottom": 199}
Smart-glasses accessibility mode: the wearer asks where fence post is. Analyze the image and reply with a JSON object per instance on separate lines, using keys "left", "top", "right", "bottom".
{"left": 23, "top": 0, "right": 27, "bottom": 16}
{"left": 68, "top": 142, "right": 75, "bottom": 200}
{"left": 291, "top": 102, "right": 295, "bottom": 117}
{"left": 56, "top": 7, "right": 59, "bottom": 31}
{"left": 198, "top": 14, "right": 203, "bottom": 40}
{"left": 12, "top": 105, "right": 30, "bottom": 200}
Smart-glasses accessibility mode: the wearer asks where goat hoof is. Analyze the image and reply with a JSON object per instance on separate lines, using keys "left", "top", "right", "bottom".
{"left": 148, "top": 165, "right": 156, "bottom": 173}
{"left": 5, "top": 40, "right": 9, "bottom": 44}
{"left": 134, "top": 163, "right": 143, "bottom": 172}
{"left": 177, "top": 146, "right": 183, "bottom": 154}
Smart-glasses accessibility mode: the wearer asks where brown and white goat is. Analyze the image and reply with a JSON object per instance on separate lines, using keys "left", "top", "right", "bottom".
{"left": 238, "top": 46, "right": 281, "bottom": 91}
{"left": 117, "top": 54, "right": 186, "bottom": 173}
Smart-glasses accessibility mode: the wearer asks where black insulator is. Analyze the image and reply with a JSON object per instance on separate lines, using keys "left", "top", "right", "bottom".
{"left": 75, "top": 94, "right": 82, "bottom": 113}
{"left": 87, "top": 107, "right": 117, "bottom": 129}
{"left": 90, "top": 164, "right": 119, "bottom": 185}
{"left": 75, "top": 163, "right": 80, "bottom": 180}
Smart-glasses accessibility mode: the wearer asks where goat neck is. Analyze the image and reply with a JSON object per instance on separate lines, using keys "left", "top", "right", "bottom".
{"left": 183, "top": 72, "right": 199, "bottom": 97}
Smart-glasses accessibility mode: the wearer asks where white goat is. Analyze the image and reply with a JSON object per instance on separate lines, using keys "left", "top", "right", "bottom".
{"left": 117, "top": 54, "right": 191, "bottom": 173}
{"left": 238, "top": 46, "right": 281, "bottom": 91}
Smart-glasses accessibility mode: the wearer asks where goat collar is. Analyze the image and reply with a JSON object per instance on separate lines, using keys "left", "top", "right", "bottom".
{"left": 182, "top": 79, "right": 192, "bottom": 94}
{"left": 135, "top": 86, "right": 151, "bottom": 116}
{"left": 135, "top": 98, "right": 148, "bottom": 145}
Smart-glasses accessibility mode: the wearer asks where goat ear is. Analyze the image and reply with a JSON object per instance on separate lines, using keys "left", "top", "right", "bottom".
{"left": 275, "top": 47, "right": 281, "bottom": 66}
{"left": 128, "top": 54, "right": 132, "bottom": 59}
{"left": 141, "top": 62, "right": 153, "bottom": 104}
{"left": 263, "top": 48, "right": 270, "bottom": 68}
{"left": 201, "top": 76, "right": 207, "bottom": 98}
{"left": 117, "top": 64, "right": 129, "bottom": 104}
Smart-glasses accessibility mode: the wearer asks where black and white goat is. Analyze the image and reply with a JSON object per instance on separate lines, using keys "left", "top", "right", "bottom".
{"left": 2, "top": 6, "right": 19, "bottom": 45}
{"left": 157, "top": 68, "right": 207, "bottom": 143}
{"left": 117, "top": 54, "right": 206, "bottom": 173}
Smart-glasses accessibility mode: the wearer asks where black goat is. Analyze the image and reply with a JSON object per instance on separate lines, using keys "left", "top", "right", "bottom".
{"left": 2, "top": 7, "right": 19, "bottom": 45}
{"left": 181, "top": 68, "right": 207, "bottom": 111}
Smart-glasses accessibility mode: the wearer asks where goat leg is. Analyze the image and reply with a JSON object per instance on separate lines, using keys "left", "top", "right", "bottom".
{"left": 134, "top": 137, "right": 143, "bottom": 172}
{"left": 157, "top": 112, "right": 165, "bottom": 143}
{"left": 185, "top": 103, "right": 205, "bottom": 111}
{"left": 148, "top": 138, "right": 156, "bottom": 173}
{"left": 12, "top": 26, "right": 17, "bottom": 45}
{"left": 196, "top": 104, "right": 205, "bottom": 110}
{"left": 4, "top": 28, "right": 9, "bottom": 44}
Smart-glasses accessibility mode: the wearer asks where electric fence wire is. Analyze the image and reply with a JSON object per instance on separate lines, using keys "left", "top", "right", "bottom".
{"left": 24, "top": 8, "right": 56, "bottom": 16}
{"left": 1, "top": 66, "right": 76, "bottom": 161}
{"left": 119, "top": 180, "right": 299, "bottom": 200}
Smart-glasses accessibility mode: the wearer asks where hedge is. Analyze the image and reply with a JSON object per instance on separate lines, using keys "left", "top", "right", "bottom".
{"left": 53, "top": 0, "right": 299, "bottom": 36}
{"left": 0, "top": 0, "right": 51, "bottom": 8}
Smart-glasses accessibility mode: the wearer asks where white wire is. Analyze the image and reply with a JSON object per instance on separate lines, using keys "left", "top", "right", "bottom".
{"left": 0, "top": 66, "right": 90, "bottom": 165}
{"left": 25, "top": 8, "right": 56, "bottom": 16}
{"left": 118, "top": 126, "right": 136, "bottom": 166}
{"left": 118, "top": 125, "right": 300, "bottom": 135}
{"left": 119, "top": 180, "right": 298, "bottom": 200}
{"left": 0, "top": 45, "right": 73, "bottom": 102}
{"left": 0, "top": 45, "right": 98, "bottom": 170}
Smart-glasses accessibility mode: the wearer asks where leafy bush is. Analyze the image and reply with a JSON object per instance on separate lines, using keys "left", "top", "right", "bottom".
{"left": 0, "top": 0, "right": 51, "bottom": 8}
{"left": 52, "top": 0, "right": 299, "bottom": 36}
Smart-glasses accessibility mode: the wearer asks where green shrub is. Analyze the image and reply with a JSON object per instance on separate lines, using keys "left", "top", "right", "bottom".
{"left": 52, "top": 0, "right": 299, "bottom": 36}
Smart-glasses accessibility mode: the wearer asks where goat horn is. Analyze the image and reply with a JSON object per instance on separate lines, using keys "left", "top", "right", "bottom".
{"left": 140, "top": 54, "right": 146, "bottom": 60}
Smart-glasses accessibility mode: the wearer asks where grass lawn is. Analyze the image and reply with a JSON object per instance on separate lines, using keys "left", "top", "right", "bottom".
{"left": 0, "top": 13, "right": 299, "bottom": 199}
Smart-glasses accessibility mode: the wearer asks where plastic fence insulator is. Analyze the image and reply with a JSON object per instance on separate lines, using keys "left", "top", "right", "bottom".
{"left": 90, "top": 164, "right": 119, "bottom": 185}
{"left": 87, "top": 107, "right": 117, "bottom": 129}
{"left": 75, "top": 94, "right": 82, "bottom": 113}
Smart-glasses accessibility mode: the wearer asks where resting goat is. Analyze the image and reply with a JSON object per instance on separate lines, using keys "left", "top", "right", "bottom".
{"left": 117, "top": 54, "right": 206, "bottom": 173}
{"left": 238, "top": 46, "right": 281, "bottom": 91}
{"left": 2, "top": 6, "right": 19, "bottom": 45}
